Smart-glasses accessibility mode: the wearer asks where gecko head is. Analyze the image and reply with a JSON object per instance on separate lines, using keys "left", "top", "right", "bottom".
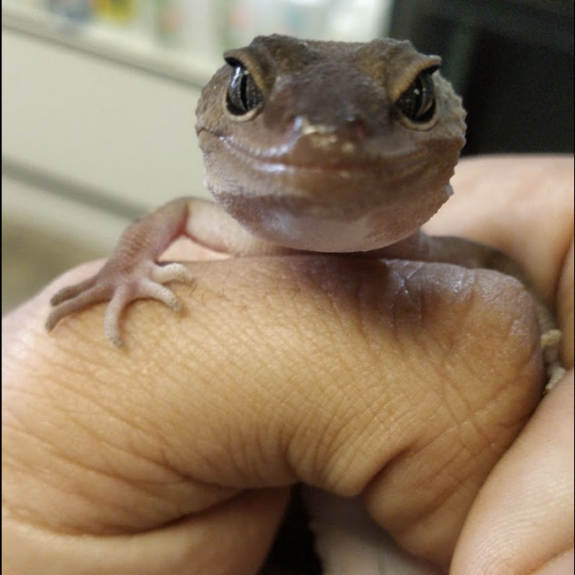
{"left": 195, "top": 35, "right": 466, "bottom": 252}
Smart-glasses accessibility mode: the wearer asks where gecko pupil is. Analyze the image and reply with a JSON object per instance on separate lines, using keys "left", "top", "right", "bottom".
{"left": 226, "top": 63, "right": 263, "bottom": 116}
{"left": 396, "top": 68, "right": 437, "bottom": 124}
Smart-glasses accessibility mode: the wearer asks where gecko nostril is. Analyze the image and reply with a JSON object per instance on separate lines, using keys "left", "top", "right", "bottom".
{"left": 343, "top": 115, "right": 369, "bottom": 141}
{"left": 290, "top": 115, "right": 328, "bottom": 136}
{"left": 287, "top": 114, "right": 301, "bottom": 134}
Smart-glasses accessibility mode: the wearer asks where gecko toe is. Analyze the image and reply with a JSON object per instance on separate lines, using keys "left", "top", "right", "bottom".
{"left": 139, "top": 281, "right": 182, "bottom": 311}
{"left": 152, "top": 263, "right": 194, "bottom": 284}
{"left": 46, "top": 307, "right": 66, "bottom": 332}
{"left": 546, "top": 365, "right": 567, "bottom": 391}
{"left": 541, "top": 328, "right": 562, "bottom": 350}
{"left": 103, "top": 288, "right": 135, "bottom": 347}
{"left": 50, "top": 276, "right": 98, "bottom": 306}
{"left": 101, "top": 281, "right": 182, "bottom": 346}
{"left": 46, "top": 287, "right": 109, "bottom": 331}
{"left": 105, "top": 325, "right": 124, "bottom": 348}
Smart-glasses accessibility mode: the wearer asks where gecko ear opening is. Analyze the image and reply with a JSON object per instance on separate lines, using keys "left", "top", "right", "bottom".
{"left": 225, "top": 58, "right": 264, "bottom": 120}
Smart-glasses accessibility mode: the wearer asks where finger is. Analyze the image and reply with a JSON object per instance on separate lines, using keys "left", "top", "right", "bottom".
{"left": 3, "top": 254, "right": 544, "bottom": 572}
{"left": 557, "top": 239, "right": 574, "bottom": 367}
{"left": 427, "top": 155, "right": 574, "bottom": 377}
{"left": 532, "top": 550, "right": 575, "bottom": 575}
{"left": 451, "top": 372, "right": 574, "bottom": 575}
{"left": 425, "top": 155, "right": 574, "bottom": 306}
{"left": 3, "top": 487, "right": 288, "bottom": 575}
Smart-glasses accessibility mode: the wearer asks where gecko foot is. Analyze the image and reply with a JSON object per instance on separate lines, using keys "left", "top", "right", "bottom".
{"left": 47, "top": 261, "right": 194, "bottom": 347}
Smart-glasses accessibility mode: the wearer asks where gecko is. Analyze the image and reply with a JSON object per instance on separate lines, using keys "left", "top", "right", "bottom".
{"left": 45, "top": 35, "right": 563, "bottom": 575}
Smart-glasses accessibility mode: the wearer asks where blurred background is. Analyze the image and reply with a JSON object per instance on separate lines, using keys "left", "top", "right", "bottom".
{"left": 2, "top": 0, "right": 574, "bottom": 313}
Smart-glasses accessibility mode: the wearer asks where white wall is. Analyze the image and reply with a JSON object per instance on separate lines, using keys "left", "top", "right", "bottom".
{"left": 2, "top": 25, "right": 209, "bottom": 249}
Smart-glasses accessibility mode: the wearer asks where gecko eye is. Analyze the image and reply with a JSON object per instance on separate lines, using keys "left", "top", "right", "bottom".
{"left": 396, "top": 67, "right": 438, "bottom": 125}
{"left": 226, "top": 60, "right": 263, "bottom": 117}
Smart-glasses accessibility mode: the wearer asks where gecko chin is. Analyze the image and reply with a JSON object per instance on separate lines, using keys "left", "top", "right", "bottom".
{"left": 213, "top": 185, "right": 451, "bottom": 252}
{"left": 202, "top": 145, "right": 457, "bottom": 251}
{"left": 198, "top": 126, "right": 460, "bottom": 251}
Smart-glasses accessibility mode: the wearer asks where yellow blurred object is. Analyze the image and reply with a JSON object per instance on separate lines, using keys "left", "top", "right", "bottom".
{"left": 92, "top": 0, "right": 136, "bottom": 22}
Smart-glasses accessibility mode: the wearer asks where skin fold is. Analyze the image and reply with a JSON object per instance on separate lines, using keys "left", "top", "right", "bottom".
{"left": 2, "top": 155, "right": 573, "bottom": 575}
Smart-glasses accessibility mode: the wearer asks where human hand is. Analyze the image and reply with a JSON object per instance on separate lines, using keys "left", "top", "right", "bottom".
{"left": 2, "top": 156, "right": 573, "bottom": 574}
{"left": 427, "top": 155, "right": 574, "bottom": 575}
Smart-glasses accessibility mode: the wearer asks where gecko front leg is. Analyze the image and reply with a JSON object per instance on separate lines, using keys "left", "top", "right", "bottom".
{"left": 46, "top": 197, "right": 283, "bottom": 346}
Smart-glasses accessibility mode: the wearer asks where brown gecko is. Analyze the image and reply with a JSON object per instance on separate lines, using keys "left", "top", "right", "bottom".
{"left": 45, "top": 35, "right": 563, "bottom": 574}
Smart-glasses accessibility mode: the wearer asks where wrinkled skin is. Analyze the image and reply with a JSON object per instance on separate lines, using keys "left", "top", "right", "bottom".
{"left": 2, "top": 156, "right": 573, "bottom": 575}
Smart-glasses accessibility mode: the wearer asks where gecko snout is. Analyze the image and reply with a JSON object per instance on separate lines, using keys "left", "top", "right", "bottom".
{"left": 290, "top": 113, "right": 370, "bottom": 140}
{"left": 285, "top": 113, "right": 373, "bottom": 163}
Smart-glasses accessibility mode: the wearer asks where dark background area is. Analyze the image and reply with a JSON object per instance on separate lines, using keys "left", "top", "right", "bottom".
{"left": 388, "top": 0, "right": 574, "bottom": 155}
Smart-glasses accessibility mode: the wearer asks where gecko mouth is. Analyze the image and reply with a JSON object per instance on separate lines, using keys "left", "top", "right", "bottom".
{"left": 197, "top": 130, "right": 453, "bottom": 251}
{"left": 201, "top": 130, "right": 431, "bottom": 178}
